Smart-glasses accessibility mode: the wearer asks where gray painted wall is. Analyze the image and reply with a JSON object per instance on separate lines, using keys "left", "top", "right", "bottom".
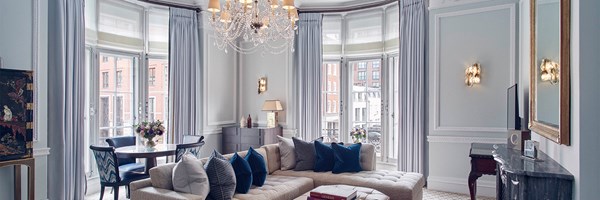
{"left": 0, "top": 0, "right": 49, "bottom": 199}
{"left": 427, "top": 0, "right": 518, "bottom": 196}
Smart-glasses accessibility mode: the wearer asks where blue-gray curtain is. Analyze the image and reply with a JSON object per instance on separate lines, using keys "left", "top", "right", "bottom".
{"left": 294, "top": 13, "right": 323, "bottom": 140}
{"left": 168, "top": 8, "right": 202, "bottom": 144}
{"left": 48, "top": 0, "right": 86, "bottom": 199}
{"left": 397, "top": 0, "right": 426, "bottom": 173}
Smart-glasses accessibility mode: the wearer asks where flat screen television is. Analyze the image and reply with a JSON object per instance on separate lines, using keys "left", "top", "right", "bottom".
{"left": 507, "top": 84, "right": 521, "bottom": 130}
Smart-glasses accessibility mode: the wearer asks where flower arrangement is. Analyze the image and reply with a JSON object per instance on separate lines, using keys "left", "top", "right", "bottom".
{"left": 135, "top": 120, "right": 165, "bottom": 148}
{"left": 350, "top": 127, "right": 367, "bottom": 143}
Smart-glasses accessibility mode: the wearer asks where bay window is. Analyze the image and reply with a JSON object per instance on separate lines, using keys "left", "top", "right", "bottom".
{"left": 320, "top": 2, "right": 399, "bottom": 163}
{"left": 84, "top": 0, "right": 170, "bottom": 177}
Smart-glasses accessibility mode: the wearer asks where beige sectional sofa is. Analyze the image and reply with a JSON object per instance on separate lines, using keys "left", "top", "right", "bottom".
{"left": 130, "top": 143, "right": 424, "bottom": 200}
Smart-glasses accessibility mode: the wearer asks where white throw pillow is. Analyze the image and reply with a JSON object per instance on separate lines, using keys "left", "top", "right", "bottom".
{"left": 172, "top": 153, "right": 210, "bottom": 197}
{"left": 277, "top": 135, "right": 296, "bottom": 170}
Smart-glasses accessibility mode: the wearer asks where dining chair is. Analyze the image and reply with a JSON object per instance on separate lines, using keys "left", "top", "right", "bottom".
{"left": 106, "top": 136, "right": 145, "bottom": 173}
{"left": 175, "top": 141, "right": 206, "bottom": 162}
{"left": 182, "top": 135, "right": 204, "bottom": 144}
{"left": 90, "top": 145, "right": 149, "bottom": 200}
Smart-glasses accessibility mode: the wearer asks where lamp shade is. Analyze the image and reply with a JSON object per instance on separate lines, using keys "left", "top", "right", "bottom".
{"left": 262, "top": 100, "right": 284, "bottom": 111}
{"left": 208, "top": 0, "right": 221, "bottom": 13}
{"left": 271, "top": 0, "right": 279, "bottom": 8}
{"left": 282, "top": 0, "right": 295, "bottom": 10}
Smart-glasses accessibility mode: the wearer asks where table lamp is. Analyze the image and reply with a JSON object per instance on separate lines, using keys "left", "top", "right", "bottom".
{"left": 262, "top": 100, "right": 283, "bottom": 127}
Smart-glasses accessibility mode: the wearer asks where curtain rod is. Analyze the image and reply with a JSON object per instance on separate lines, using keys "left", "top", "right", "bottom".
{"left": 138, "top": 0, "right": 202, "bottom": 12}
{"left": 298, "top": 0, "right": 397, "bottom": 13}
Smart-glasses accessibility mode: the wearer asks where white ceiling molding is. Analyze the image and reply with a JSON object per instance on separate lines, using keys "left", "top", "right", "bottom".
{"left": 429, "top": 0, "right": 492, "bottom": 10}
{"left": 297, "top": 0, "right": 387, "bottom": 9}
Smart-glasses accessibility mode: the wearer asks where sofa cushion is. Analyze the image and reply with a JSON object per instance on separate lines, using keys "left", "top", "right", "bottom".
{"left": 277, "top": 136, "right": 295, "bottom": 170}
{"left": 172, "top": 153, "right": 210, "bottom": 197}
{"left": 230, "top": 153, "right": 253, "bottom": 194}
{"left": 231, "top": 175, "right": 314, "bottom": 200}
{"left": 332, "top": 143, "right": 362, "bottom": 173}
{"left": 292, "top": 137, "right": 322, "bottom": 171}
{"left": 204, "top": 150, "right": 237, "bottom": 200}
{"left": 272, "top": 170, "right": 424, "bottom": 200}
{"left": 261, "top": 144, "right": 281, "bottom": 174}
{"left": 245, "top": 148, "right": 267, "bottom": 186}
{"left": 313, "top": 141, "right": 336, "bottom": 172}
{"left": 149, "top": 163, "right": 176, "bottom": 190}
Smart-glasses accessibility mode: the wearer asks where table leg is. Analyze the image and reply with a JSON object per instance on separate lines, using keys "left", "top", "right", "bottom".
{"left": 145, "top": 158, "right": 158, "bottom": 174}
{"left": 14, "top": 166, "right": 21, "bottom": 200}
{"left": 469, "top": 170, "right": 482, "bottom": 200}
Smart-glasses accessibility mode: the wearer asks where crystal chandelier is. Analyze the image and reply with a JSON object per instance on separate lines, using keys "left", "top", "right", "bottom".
{"left": 207, "top": 0, "right": 298, "bottom": 54}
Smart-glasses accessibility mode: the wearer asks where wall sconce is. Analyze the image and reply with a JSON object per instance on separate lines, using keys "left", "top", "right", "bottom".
{"left": 465, "top": 63, "right": 481, "bottom": 87}
{"left": 258, "top": 77, "right": 267, "bottom": 94}
{"left": 540, "top": 59, "right": 560, "bottom": 84}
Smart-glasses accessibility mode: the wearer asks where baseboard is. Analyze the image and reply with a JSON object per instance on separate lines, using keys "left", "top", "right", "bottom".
{"left": 427, "top": 176, "right": 496, "bottom": 197}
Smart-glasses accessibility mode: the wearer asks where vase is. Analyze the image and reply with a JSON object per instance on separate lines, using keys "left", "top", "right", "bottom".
{"left": 353, "top": 138, "right": 362, "bottom": 144}
{"left": 144, "top": 138, "right": 156, "bottom": 150}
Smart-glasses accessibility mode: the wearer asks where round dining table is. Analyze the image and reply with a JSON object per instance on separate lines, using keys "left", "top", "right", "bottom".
{"left": 115, "top": 144, "right": 178, "bottom": 174}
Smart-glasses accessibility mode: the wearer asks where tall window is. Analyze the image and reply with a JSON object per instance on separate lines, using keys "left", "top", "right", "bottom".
{"left": 149, "top": 68, "right": 156, "bottom": 86}
{"left": 116, "top": 70, "right": 123, "bottom": 88}
{"left": 321, "top": 62, "right": 340, "bottom": 142}
{"left": 372, "top": 71, "right": 380, "bottom": 80}
{"left": 358, "top": 71, "right": 367, "bottom": 80}
{"left": 321, "top": 3, "right": 399, "bottom": 162}
{"left": 85, "top": 0, "right": 170, "bottom": 177}
{"left": 148, "top": 97, "right": 155, "bottom": 122}
{"left": 102, "top": 72, "right": 109, "bottom": 88}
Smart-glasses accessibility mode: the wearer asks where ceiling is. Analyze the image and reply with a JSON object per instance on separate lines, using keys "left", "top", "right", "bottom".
{"left": 165, "top": 0, "right": 389, "bottom": 9}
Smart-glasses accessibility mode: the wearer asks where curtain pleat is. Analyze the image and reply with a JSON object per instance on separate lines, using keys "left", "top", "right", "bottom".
{"left": 294, "top": 13, "right": 323, "bottom": 140}
{"left": 48, "top": 0, "right": 86, "bottom": 199}
{"left": 168, "top": 8, "right": 201, "bottom": 143}
{"left": 397, "top": 0, "right": 426, "bottom": 174}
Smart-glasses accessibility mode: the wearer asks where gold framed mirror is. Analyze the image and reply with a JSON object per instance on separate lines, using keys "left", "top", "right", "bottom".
{"left": 529, "top": 0, "right": 570, "bottom": 145}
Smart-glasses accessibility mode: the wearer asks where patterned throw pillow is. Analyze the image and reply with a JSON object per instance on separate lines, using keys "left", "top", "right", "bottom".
{"left": 245, "top": 148, "right": 267, "bottom": 186}
{"left": 230, "top": 153, "right": 253, "bottom": 194}
{"left": 172, "top": 153, "right": 209, "bottom": 197}
{"left": 332, "top": 143, "right": 363, "bottom": 174}
{"left": 293, "top": 137, "right": 323, "bottom": 171}
{"left": 204, "top": 150, "right": 236, "bottom": 200}
{"left": 277, "top": 136, "right": 296, "bottom": 170}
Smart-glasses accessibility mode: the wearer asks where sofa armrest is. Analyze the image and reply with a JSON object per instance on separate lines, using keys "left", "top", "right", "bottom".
{"left": 130, "top": 178, "right": 153, "bottom": 191}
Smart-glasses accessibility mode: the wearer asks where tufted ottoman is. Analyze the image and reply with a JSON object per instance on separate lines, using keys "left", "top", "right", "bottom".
{"left": 273, "top": 170, "right": 424, "bottom": 200}
{"left": 294, "top": 185, "right": 390, "bottom": 200}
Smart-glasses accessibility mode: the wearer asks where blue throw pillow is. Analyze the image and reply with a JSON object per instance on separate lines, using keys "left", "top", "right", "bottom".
{"left": 332, "top": 143, "right": 362, "bottom": 174}
{"left": 204, "top": 150, "right": 236, "bottom": 200}
{"left": 230, "top": 153, "right": 253, "bottom": 193}
{"left": 314, "top": 141, "right": 336, "bottom": 172}
{"left": 244, "top": 148, "right": 268, "bottom": 186}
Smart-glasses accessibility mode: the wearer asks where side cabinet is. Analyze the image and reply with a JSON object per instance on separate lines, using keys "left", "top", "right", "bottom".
{"left": 494, "top": 145, "right": 574, "bottom": 200}
{"left": 221, "top": 126, "right": 283, "bottom": 154}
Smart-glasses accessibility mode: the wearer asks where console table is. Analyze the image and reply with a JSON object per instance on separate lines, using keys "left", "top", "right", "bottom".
{"left": 0, "top": 158, "right": 35, "bottom": 200}
{"left": 493, "top": 144, "right": 574, "bottom": 200}
{"left": 468, "top": 143, "right": 496, "bottom": 200}
{"left": 222, "top": 126, "right": 282, "bottom": 154}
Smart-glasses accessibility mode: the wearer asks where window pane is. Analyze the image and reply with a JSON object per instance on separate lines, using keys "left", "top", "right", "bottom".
{"left": 148, "top": 59, "right": 169, "bottom": 144}
{"left": 99, "top": 54, "right": 137, "bottom": 141}
{"left": 346, "top": 11, "right": 383, "bottom": 44}
{"left": 98, "top": 0, "right": 144, "bottom": 50}
{"left": 321, "top": 62, "right": 340, "bottom": 142}
{"left": 350, "top": 60, "right": 382, "bottom": 153}
{"left": 149, "top": 9, "right": 169, "bottom": 53}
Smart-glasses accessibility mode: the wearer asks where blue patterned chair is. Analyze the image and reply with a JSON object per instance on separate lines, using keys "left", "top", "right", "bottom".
{"left": 175, "top": 141, "right": 205, "bottom": 162}
{"left": 182, "top": 135, "right": 204, "bottom": 144}
{"left": 106, "top": 136, "right": 146, "bottom": 173}
{"left": 90, "top": 145, "right": 149, "bottom": 200}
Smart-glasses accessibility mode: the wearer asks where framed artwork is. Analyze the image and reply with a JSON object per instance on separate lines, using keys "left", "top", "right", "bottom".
{"left": 0, "top": 69, "right": 33, "bottom": 162}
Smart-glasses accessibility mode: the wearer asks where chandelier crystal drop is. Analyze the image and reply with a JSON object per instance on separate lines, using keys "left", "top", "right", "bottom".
{"left": 207, "top": 0, "right": 298, "bottom": 54}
